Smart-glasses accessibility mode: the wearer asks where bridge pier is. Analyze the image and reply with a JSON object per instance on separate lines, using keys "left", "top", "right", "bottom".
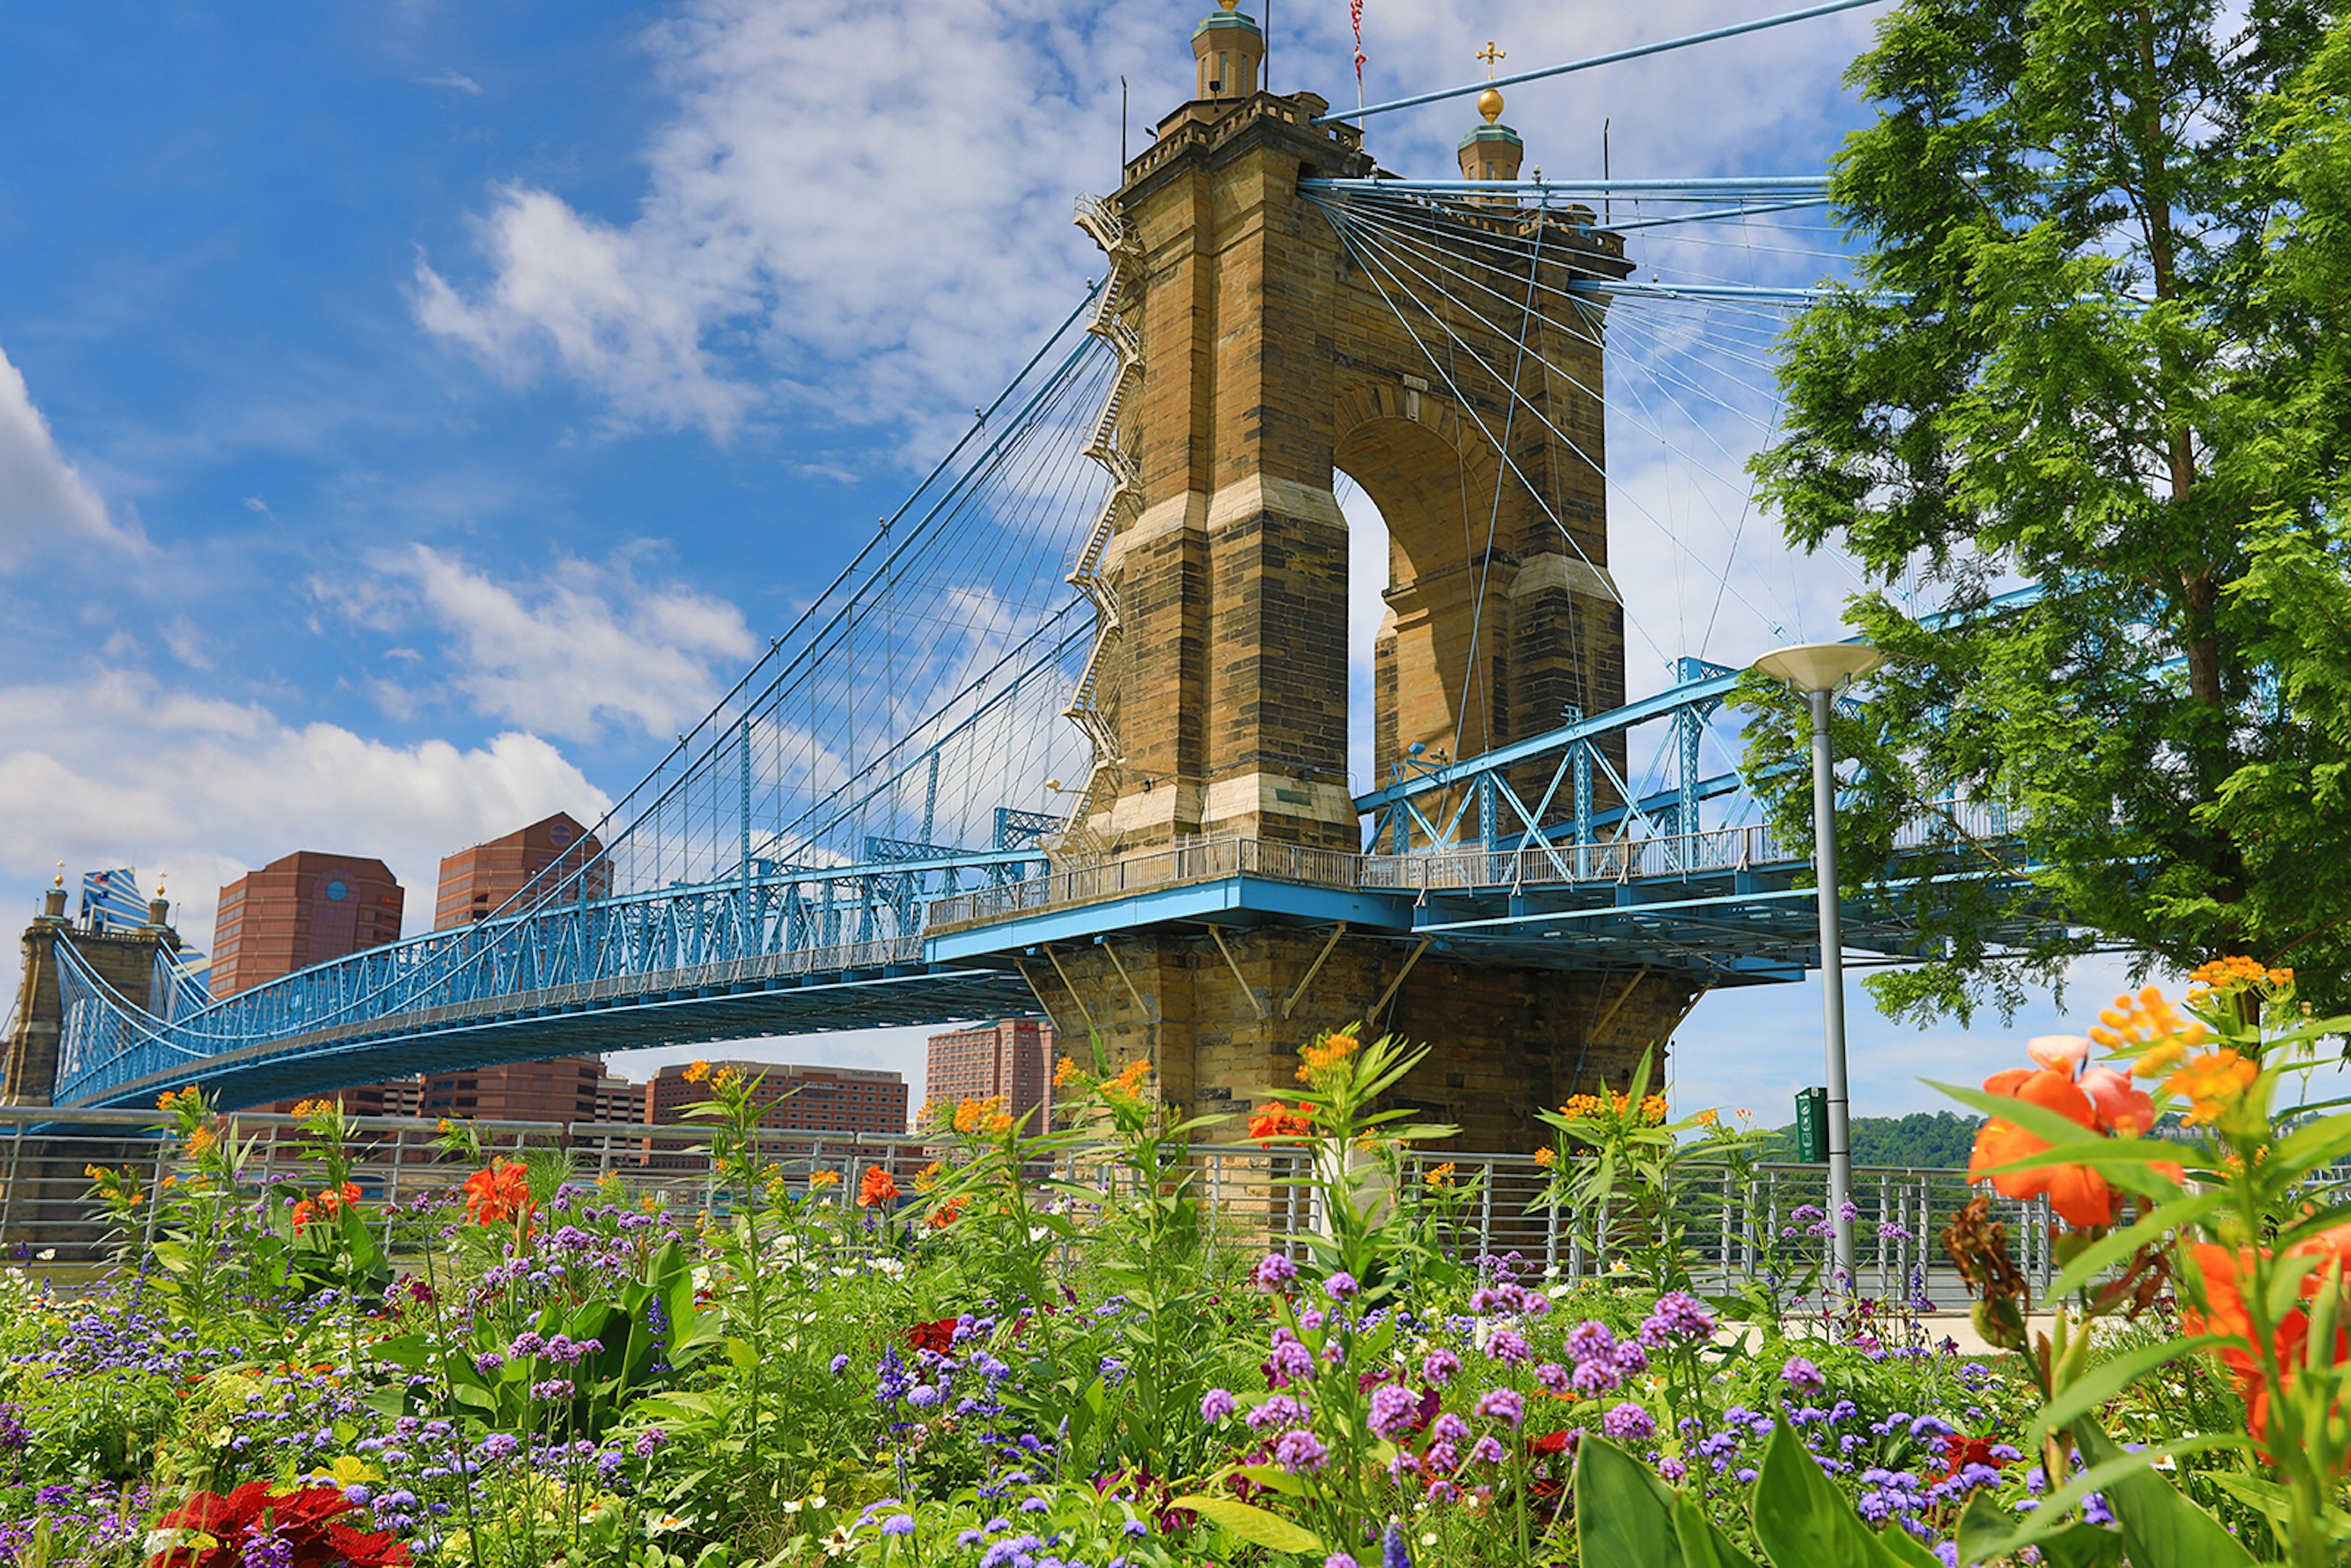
{"left": 1024, "top": 928, "right": 1699, "bottom": 1149}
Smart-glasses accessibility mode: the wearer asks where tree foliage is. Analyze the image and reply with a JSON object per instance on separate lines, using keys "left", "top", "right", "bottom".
{"left": 1748, "top": 0, "right": 2351, "bottom": 1021}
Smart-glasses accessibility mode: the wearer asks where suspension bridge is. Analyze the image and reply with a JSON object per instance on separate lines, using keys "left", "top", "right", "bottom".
{"left": 6, "top": 1, "right": 2053, "bottom": 1134}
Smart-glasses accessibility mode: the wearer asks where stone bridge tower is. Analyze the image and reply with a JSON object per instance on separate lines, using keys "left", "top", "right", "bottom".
{"left": 1010, "top": 7, "right": 1703, "bottom": 1147}
{"left": 5, "top": 876, "right": 184, "bottom": 1105}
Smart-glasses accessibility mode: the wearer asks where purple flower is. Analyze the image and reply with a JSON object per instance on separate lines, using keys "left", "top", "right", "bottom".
{"left": 1266, "top": 1332, "right": 1316, "bottom": 1386}
{"left": 1254, "top": 1253, "right": 1299, "bottom": 1291}
{"left": 1468, "top": 1435, "right": 1508, "bottom": 1465}
{"left": 1247, "top": 1394, "right": 1311, "bottom": 1432}
{"left": 1382, "top": 1524, "right": 1411, "bottom": 1568}
{"left": 509, "top": 1332, "right": 547, "bottom": 1359}
{"left": 1638, "top": 1291, "right": 1715, "bottom": 1345}
{"left": 634, "top": 1429, "right": 667, "bottom": 1459}
{"left": 882, "top": 1515, "right": 915, "bottom": 1537}
{"left": 1422, "top": 1349, "right": 1460, "bottom": 1386}
{"left": 1602, "top": 1401, "right": 1655, "bottom": 1442}
{"left": 1432, "top": 1412, "right": 1471, "bottom": 1445}
{"left": 830, "top": 1354, "right": 851, "bottom": 1375}
{"left": 1201, "top": 1388, "right": 1238, "bottom": 1423}
{"left": 473, "top": 1352, "right": 504, "bottom": 1377}
{"left": 1324, "top": 1272, "right": 1359, "bottom": 1300}
{"left": 1534, "top": 1362, "right": 1570, "bottom": 1392}
{"left": 1326, "top": 1557, "right": 1360, "bottom": 1568}
{"left": 1425, "top": 1439, "right": 1460, "bottom": 1472}
{"left": 1565, "top": 1320, "right": 1616, "bottom": 1366}
{"left": 1612, "top": 1340, "right": 1650, "bottom": 1374}
{"left": 1368, "top": 1383, "right": 1421, "bottom": 1440}
{"left": 1273, "top": 1428, "right": 1330, "bottom": 1473}
{"left": 1782, "top": 1356, "right": 1825, "bottom": 1395}
{"left": 530, "top": 1379, "right": 574, "bottom": 1401}
{"left": 1473, "top": 1389, "right": 1524, "bottom": 1426}
{"left": 1570, "top": 1357, "right": 1622, "bottom": 1395}
{"left": 1486, "top": 1328, "right": 1532, "bottom": 1365}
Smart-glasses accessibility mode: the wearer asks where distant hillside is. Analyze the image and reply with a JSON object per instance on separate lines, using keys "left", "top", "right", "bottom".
{"left": 1756, "top": 1111, "right": 1985, "bottom": 1169}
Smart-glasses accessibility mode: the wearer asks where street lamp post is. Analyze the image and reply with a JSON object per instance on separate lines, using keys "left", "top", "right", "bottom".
{"left": 1752, "top": 640, "right": 1885, "bottom": 1292}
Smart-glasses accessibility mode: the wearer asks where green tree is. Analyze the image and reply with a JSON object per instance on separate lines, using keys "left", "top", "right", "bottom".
{"left": 1749, "top": 0, "right": 2351, "bottom": 1021}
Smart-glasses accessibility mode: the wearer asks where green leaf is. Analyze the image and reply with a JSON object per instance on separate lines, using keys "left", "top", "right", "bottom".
{"left": 1167, "top": 1495, "right": 1321, "bottom": 1554}
{"left": 1575, "top": 1435, "right": 1681, "bottom": 1568}
{"left": 1752, "top": 1418, "right": 1913, "bottom": 1568}
{"left": 2030, "top": 1523, "right": 2126, "bottom": 1568}
{"left": 2049, "top": 1191, "right": 2222, "bottom": 1300}
{"left": 1952, "top": 1436, "right": 2238, "bottom": 1565}
{"left": 1232, "top": 1463, "right": 1308, "bottom": 1498}
{"left": 2028, "top": 1335, "right": 2221, "bottom": 1445}
{"left": 2073, "top": 1416, "right": 2257, "bottom": 1568}
{"left": 1673, "top": 1491, "right": 1764, "bottom": 1568}
{"left": 1876, "top": 1528, "right": 1944, "bottom": 1568}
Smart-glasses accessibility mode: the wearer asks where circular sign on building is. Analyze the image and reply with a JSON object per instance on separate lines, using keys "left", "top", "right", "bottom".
{"left": 326, "top": 880, "right": 348, "bottom": 901}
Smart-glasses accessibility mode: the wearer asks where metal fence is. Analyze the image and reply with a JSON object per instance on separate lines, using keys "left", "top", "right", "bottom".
{"left": 0, "top": 1109, "right": 2041, "bottom": 1313}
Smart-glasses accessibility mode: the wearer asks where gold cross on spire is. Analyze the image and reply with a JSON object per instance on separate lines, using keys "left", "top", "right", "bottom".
{"left": 1478, "top": 40, "right": 1506, "bottom": 78}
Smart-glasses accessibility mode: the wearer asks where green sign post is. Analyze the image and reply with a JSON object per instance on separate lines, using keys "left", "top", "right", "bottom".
{"left": 1794, "top": 1087, "right": 1828, "bottom": 1163}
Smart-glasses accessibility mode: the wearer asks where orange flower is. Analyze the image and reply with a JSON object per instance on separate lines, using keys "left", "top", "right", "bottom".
{"left": 2090, "top": 985, "right": 2208, "bottom": 1057}
{"left": 1053, "top": 1056, "right": 1079, "bottom": 1089}
{"left": 681, "top": 1060, "right": 711, "bottom": 1084}
{"left": 296, "top": 1179, "right": 364, "bottom": 1230}
{"left": 929, "top": 1196, "right": 966, "bottom": 1229}
{"left": 858, "top": 1165, "right": 900, "bottom": 1207}
{"left": 1296, "top": 1030, "right": 1360, "bottom": 1086}
{"left": 1534, "top": 1146, "right": 1556, "bottom": 1168}
{"left": 1111, "top": 1057, "right": 1153, "bottom": 1097}
{"left": 1967, "top": 1065, "right": 2119, "bottom": 1228}
{"left": 1247, "top": 1101, "right": 1316, "bottom": 1146}
{"left": 2166, "top": 1048, "right": 2261, "bottom": 1127}
{"left": 2185, "top": 1230, "right": 2351, "bottom": 1459}
{"left": 1424, "top": 1161, "right": 1457, "bottom": 1190}
{"left": 462, "top": 1161, "right": 533, "bottom": 1226}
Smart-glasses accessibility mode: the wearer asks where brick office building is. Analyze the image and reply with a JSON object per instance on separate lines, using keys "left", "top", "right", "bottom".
{"left": 433, "top": 811, "right": 607, "bottom": 929}
{"left": 211, "top": 852, "right": 404, "bottom": 999}
{"left": 924, "top": 1019, "right": 1056, "bottom": 1130}
{"left": 645, "top": 1062, "right": 908, "bottom": 1135}
{"left": 420, "top": 1056, "right": 635, "bottom": 1125}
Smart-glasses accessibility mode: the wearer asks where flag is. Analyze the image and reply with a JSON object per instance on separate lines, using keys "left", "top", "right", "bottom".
{"left": 1351, "top": 0, "right": 1367, "bottom": 83}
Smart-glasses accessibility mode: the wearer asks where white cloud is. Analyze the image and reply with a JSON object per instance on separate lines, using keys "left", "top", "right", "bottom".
{"left": 422, "top": 69, "right": 485, "bottom": 96}
{"left": 347, "top": 544, "right": 759, "bottom": 741}
{"left": 0, "top": 342, "right": 141, "bottom": 568}
{"left": 412, "top": 0, "right": 1146, "bottom": 443}
{"left": 0, "top": 669, "right": 612, "bottom": 1010}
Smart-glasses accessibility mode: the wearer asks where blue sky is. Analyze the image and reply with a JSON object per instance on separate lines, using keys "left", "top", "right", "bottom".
{"left": 0, "top": 0, "right": 2147, "bottom": 1121}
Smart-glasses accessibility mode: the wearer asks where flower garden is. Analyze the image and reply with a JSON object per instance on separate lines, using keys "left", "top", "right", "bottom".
{"left": 6, "top": 959, "right": 2343, "bottom": 1566}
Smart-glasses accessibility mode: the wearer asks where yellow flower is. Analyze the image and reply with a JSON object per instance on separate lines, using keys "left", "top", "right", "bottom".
{"left": 1423, "top": 1161, "right": 1456, "bottom": 1190}
{"left": 1534, "top": 1146, "right": 1556, "bottom": 1168}
{"left": 913, "top": 1161, "right": 945, "bottom": 1194}
{"left": 712, "top": 1066, "right": 742, "bottom": 1091}
{"left": 1697, "top": 1108, "right": 1720, "bottom": 1128}
{"left": 1638, "top": 1094, "right": 1668, "bottom": 1125}
{"left": 682, "top": 1060, "right": 711, "bottom": 1084}
{"left": 1054, "top": 1056, "right": 1079, "bottom": 1089}
{"left": 1113, "top": 1057, "right": 1153, "bottom": 1096}
{"left": 2088, "top": 985, "right": 2208, "bottom": 1055}
{"left": 437, "top": 1118, "right": 454, "bottom": 1133}
{"left": 183, "top": 1126, "right": 217, "bottom": 1158}
{"left": 1295, "top": 1029, "right": 1360, "bottom": 1087}
{"left": 808, "top": 1169, "right": 841, "bottom": 1190}
{"left": 2165, "top": 1048, "right": 2261, "bottom": 1127}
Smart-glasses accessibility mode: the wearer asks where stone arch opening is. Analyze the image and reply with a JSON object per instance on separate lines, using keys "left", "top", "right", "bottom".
{"left": 1334, "top": 411, "right": 1510, "bottom": 791}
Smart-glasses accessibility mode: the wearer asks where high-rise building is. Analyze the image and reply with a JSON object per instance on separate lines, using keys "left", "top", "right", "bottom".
{"left": 433, "top": 812, "right": 607, "bottom": 930}
{"left": 924, "top": 1018, "right": 1056, "bottom": 1130}
{"left": 646, "top": 1062, "right": 909, "bottom": 1135}
{"left": 420, "top": 1056, "right": 629, "bottom": 1125}
{"left": 211, "top": 852, "right": 404, "bottom": 998}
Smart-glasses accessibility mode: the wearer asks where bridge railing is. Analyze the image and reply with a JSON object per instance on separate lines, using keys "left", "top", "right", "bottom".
{"left": 928, "top": 804, "right": 2023, "bottom": 928}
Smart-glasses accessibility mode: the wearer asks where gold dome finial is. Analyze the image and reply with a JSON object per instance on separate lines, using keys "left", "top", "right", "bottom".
{"left": 53, "top": 862, "right": 64, "bottom": 890}
{"left": 1219, "top": 0, "right": 1238, "bottom": 9}
{"left": 1477, "top": 40, "right": 1506, "bottom": 122}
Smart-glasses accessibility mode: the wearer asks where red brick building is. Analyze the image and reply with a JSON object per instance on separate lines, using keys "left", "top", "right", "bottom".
{"left": 421, "top": 1056, "right": 634, "bottom": 1125}
{"left": 433, "top": 811, "right": 607, "bottom": 929}
{"left": 646, "top": 1062, "right": 908, "bottom": 1135}
{"left": 924, "top": 1018, "right": 1056, "bottom": 1130}
{"left": 211, "top": 852, "right": 404, "bottom": 998}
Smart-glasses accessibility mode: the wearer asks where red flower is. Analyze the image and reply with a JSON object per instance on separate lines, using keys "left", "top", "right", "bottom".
{"left": 1247, "top": 1101, "right": 1315, "bottom": 1146}
{"left": 148, "top": 1482, "right": 411, "bottom": 1567}
{"left": 928, "top": 1196, "right": 966, "bottom": 1229}
{"left": 462, "top": 1161, "right": 533, "bottom": 1227}
{"left": 1929, "top": 1433, "right": 2008, "bottom": 1482}
{"left": 907, "top": 1318, "right": 958, "bottom": 1354}
{"left": 291, "top": 1180, "right": 362, "bottom": 1233}
{"left": 1528, "top": 1429, "right": 1574, "bottom": 1456}
{"left": 858, "top": 1165, "right": 900, "bottom": 1207}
